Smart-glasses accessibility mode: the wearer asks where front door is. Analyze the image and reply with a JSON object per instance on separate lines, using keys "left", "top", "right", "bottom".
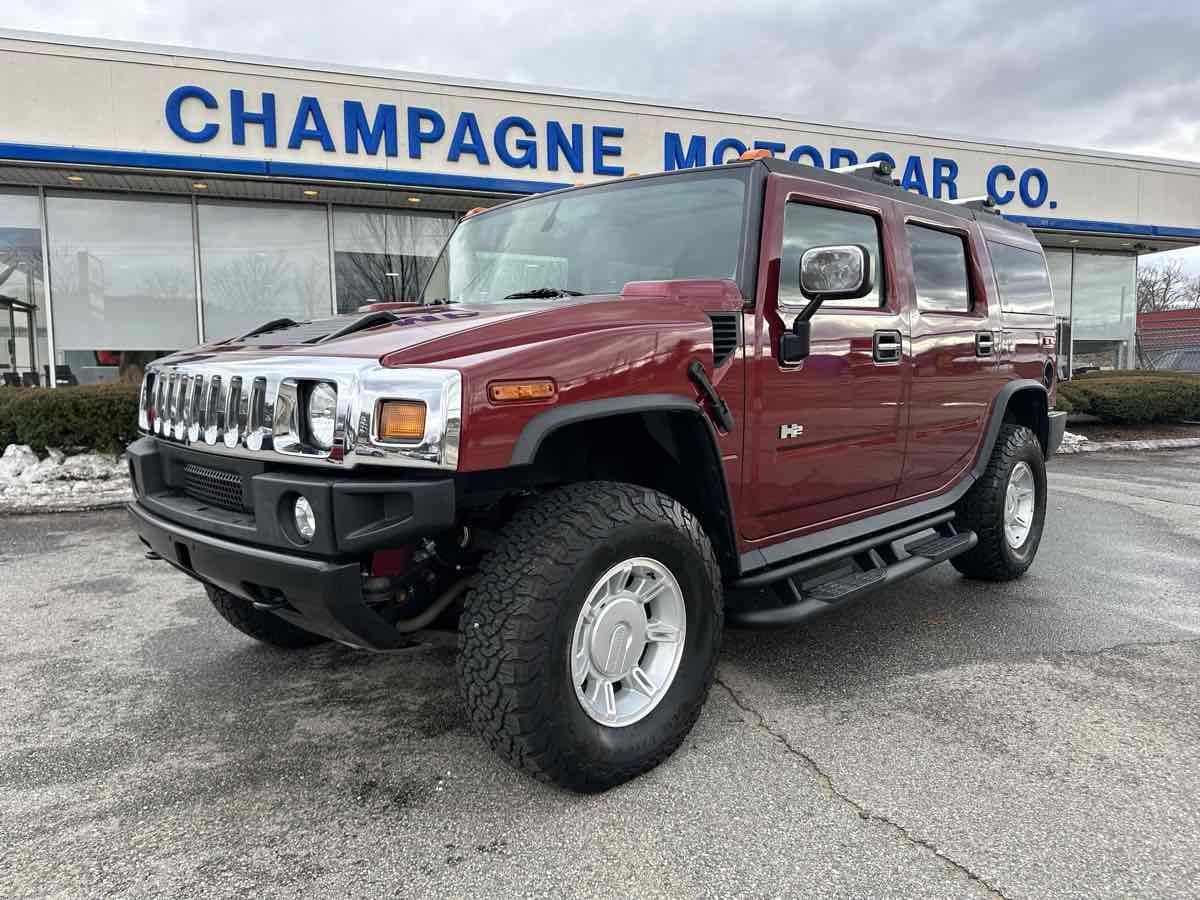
{"left": 742, "top": 175, "right": 909, "bottom": 543}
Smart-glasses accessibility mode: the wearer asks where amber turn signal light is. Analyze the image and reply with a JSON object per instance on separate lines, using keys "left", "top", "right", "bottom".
{"left": 377, "top": 400, "right": 427, "bottom": 441}
{"left": 489, "top": 380, "right": 556, "bottom": 403}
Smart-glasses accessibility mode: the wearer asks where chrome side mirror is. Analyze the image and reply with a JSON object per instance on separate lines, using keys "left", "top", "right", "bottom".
{"left": 799, "top": 244, "right": 872, "bottom": 301}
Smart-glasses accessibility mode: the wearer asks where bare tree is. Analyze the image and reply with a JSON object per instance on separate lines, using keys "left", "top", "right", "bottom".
{"left": 1137, "top": 259, "right": 1192, "bottom": 313}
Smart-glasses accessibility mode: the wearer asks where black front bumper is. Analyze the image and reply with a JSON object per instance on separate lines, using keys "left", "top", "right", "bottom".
{"left": 127, "top": 436, "right": 456, "bottom": 650}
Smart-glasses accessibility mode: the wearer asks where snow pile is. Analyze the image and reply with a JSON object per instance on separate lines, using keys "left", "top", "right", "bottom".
{"left": 0, "top": 444, "right": 131, "bottom": 514}
{"left": 1055, "top": 430, "right": 1090, "bottom": 454}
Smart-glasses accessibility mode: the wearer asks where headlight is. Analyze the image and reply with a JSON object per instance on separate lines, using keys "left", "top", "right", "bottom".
{"left": 306, "top": 382, "right": 337, "bottom": 449}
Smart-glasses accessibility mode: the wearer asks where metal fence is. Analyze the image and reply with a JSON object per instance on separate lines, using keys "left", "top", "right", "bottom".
{"left": 1137, "top": 323, "right": 1200, "bottom": 372}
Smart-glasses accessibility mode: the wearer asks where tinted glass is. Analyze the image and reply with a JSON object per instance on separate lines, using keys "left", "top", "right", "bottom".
{"left": 423, "top": 171, "right": 748, "bottom": 306}
{"left": 907, "top": 224, "right": 971, "bottom": 312}
{"left": 199, "top": 202, "right": 331, "bottom": 341}
{"left": 46, "top": 193, "right": 197, "bottom": 384}
{"left": 989, "top": 241, "right": 1054, "bottom": 315}
{"left": 334, "top": 208, "right": 454, "bottom": 312}
{"left": 781, "top": 203, "right": 883, "bottom": 309}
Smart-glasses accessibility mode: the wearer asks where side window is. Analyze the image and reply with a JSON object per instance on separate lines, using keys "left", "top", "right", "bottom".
{"left": 906, "top": 224, "right": 971, "bottom": 312}
{"left": 988, "top": 240, "right": 1055, "bottom": 315}
{"left": 781, "top": 202, "right": 884, "bottom": 309}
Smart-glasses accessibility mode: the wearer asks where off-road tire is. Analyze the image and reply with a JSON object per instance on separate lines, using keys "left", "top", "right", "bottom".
{"left": 204, "top": 585, "right": 328, "bottom": 649}
{"left": 458, "top": 481, "right": 722, "bottom": 792}
{"left": 951, "top": 424, "right": 1047, "bottom": 581}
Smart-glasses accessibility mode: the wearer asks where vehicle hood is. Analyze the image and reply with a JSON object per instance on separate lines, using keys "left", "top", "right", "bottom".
{"left": 159, "top": 296, "right": 716, "bottom": 369}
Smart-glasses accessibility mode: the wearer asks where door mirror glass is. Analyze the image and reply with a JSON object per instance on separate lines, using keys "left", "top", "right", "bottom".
{"left": 799, "top": 244, "right": 872, "bottom": 301}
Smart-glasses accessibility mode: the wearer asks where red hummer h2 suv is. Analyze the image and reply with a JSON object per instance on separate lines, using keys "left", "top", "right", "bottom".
{"left": 128, "top": 156, "right": 1067, "bottom": 791}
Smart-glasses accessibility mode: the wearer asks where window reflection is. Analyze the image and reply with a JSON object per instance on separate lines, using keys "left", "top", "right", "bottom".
{"left": 0, "top": 190, "right": 47, "bottom": 385}
{"left": 782, "top": 204, "right": 884, "bottom": 309}
{"left": 908, "top": 225, "right": 970, "bottom": 312}
{"left": 46, "top": 193, "right": 196, "bottom": 385}
{"left": 199, "top": 202, "right": 331, "bottom": 341}
{"left": 988, "top": 241, "right": 1053, "bottom": 316}
{"left": 334, "top": 209, "right": 454, "bottom": 312}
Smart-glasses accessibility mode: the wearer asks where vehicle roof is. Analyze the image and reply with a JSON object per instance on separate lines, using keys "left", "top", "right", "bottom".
{"left": 756, "top": 157, "right": 1035, "bottom": 240}
{"left": 471, "top": 159, "right": 1038, "bottom": 245}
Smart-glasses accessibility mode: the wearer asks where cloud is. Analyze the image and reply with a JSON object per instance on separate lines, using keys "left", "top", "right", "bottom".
{"left": 6, "top": 0, "right": 1197, "bottom": 160}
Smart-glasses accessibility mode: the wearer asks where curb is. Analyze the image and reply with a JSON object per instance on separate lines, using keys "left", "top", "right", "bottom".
{"left": 1056, "top": 437, "right": 1200, "bottom": 455}
{"left": 0, "top": 490, "right": 132, "bottom": 516}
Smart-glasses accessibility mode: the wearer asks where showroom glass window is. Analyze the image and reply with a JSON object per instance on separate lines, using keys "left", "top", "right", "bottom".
{"left": 198, "top": 202, "right": 332, "bottom": 341}
{"left": 0, "top": 189, "right": 46, "bottom": 382}
{"left": 1071, "top": 252, "right": 1136, "bottom": 368}
{"left": 781, "top": 203, "right": 884, "bottom": 309}
{"left": 45, "top": 193, "right": 197, "bottom": 385}
{"left": 334, "top": 208, "right": 454, "bottom": 313}
{"left": 907, "top": 224, "right": 971, "bottom": 312}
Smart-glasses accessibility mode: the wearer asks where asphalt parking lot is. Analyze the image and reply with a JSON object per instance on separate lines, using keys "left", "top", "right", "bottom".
{"left": 3, "top": 449, "right": 1199, "bottom": 900}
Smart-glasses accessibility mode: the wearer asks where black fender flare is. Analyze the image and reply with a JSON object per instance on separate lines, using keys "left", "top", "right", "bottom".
{"left": 509, "top": 394, "right": 740, "bottom": 576}
{"left": 976, "top": 379, "right": 1049, "bottom": 473}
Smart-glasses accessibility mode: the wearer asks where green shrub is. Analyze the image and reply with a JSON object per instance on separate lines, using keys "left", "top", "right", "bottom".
{"left": 1058, "top": 372, "right": 1200, "bottom": 424}
{"left": 0, "top": 384, "right": 140, "bottom": 454}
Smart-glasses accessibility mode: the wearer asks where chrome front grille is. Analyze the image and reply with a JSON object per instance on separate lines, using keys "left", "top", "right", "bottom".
{"left": 182, "top": 463, "right": 247, "bottom": 512}
{"left": 137, "top": 358, "right": 463, "bottom": 472}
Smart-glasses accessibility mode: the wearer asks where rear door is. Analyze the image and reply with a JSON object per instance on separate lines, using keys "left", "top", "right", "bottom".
{"left": 897, "top": 208, "right": 1000, "bottom": 497}
{"left": 742, "top": 173, "right": 909, "bottom": 542}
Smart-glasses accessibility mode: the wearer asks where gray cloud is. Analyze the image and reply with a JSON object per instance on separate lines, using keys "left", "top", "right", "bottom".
{"left": 7, "top": 0, "right": 1198, "bottom": 159}
{"left": 6, "top": 0, "right": 1199, "bottom": 269}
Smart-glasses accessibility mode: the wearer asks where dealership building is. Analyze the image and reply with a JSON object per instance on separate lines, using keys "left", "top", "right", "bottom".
{"left": 2, "top": 29, "right": 1199, "bottom": 387}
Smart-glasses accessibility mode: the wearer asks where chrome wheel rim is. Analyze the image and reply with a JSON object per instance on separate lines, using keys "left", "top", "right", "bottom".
{"left": 571, "top": 557, "right": 686, "bottom": 728}
{"left": 1004, "top": 461, "right": 1036, "bottom": 548}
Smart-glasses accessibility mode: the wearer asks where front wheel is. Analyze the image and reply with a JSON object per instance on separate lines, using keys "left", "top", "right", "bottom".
{"left": 951, "top": 424, "right": 1047, "bottom": 581}
{"left": 458, "top": 482, "right": 722, "bottom": 792}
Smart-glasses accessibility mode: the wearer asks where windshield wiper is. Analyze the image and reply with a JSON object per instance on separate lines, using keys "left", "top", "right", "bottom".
{"left": 423, "top": 297, "right": 456, "bottom": 306}
{"left": 503, "top": 287, "right": 585, "bottom": 300}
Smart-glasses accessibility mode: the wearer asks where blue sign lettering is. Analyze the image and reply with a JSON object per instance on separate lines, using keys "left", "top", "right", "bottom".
{"left": 288, "top": 97, "right": 335, "bottom": 151}
{"left": 546, "top": 121, "right": 584, "bottom": 173}
{"left": 230, "top": 90, "right": 277, "bottom": 148}
{"left": 165, "top": 85, "right": 219, "bottom": 143}
{"left": 664, "top": 132, "right": 706, "bottom": 170}
{"left": 447, "top": 112, "right": 489, "bottom": 164}
{"left": 344, "top": 101, "right": 398, "bottom": 157}
{"left": 163, "top": 87, "right": 1056, "bottom": 207}
{"left": 495, "top": 116, "right": 538, "bottom": 168}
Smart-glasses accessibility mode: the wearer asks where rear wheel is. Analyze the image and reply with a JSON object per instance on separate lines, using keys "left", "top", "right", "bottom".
{"left": 951, "top": 424, "right": 1047, "bottom": 581}
{"left": 458, "top": 481, "right": 722, "bottom": 792}
{"left": 204, "top": 585, "right": 329, "bottom": 649}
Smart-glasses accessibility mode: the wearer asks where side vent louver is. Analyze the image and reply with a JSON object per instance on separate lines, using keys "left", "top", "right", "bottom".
{"left": 708, "top": 313, "right": 740, "bottom": 367}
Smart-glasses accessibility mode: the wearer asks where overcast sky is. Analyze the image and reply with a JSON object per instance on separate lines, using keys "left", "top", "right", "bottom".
{"left": 7, "top": 0, "right": 1200, "bottom": 272}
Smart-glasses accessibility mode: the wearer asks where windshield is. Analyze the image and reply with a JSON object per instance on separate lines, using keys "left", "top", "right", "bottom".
{"left": 421, "top": 170, "right": 751, "bottom": 306}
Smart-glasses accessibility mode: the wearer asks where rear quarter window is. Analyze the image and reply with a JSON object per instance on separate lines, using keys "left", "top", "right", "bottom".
{"left": 988, "top": 241, "right": 1054, "bottom": 315}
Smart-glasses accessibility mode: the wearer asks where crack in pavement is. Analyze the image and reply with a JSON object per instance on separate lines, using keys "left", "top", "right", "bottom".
{"left": 714, "top": 677, "right": 1010, "bottom": 900}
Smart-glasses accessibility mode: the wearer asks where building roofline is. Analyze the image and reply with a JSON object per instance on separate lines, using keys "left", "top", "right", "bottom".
{"left": 3, "top": 26, "right": 1200, "bottom": 175}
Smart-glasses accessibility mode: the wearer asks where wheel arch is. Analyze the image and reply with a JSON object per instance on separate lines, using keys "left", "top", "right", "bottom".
{"left": 989, "top": 379, "right": 1050, "bottom": 463}
{"left": 510, "top": 396, "right": 741, "bottom": 579}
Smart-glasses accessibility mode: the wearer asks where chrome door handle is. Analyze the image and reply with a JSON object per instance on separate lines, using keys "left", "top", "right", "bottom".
{"left": 976, "top": 332, "right": 994, "bottom": 357}
{"left": 873, "top": 330, "right": 902, "bottom": 363}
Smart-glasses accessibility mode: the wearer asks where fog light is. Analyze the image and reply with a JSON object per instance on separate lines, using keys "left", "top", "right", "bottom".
{"left": 293, "top": 496, "right": 316, "bottom": 540}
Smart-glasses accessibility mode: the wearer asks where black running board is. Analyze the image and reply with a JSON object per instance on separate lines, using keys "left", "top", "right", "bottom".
{"left": 727, "top": 516, "right": 977, "bottom": 628}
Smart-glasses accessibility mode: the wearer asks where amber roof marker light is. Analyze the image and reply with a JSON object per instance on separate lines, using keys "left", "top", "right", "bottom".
{"left": 489, "top": 380, "right": 557, "bottom": 403}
